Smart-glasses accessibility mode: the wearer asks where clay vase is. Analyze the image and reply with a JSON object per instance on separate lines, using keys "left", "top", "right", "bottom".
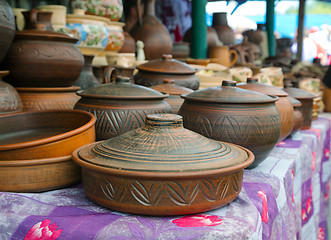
{"left": 0, "top": 0, "right": 16, "bottom": 64}
{"left": 0, "top": 71, "right": 23, "bottom": 115}
{"left": 134, "top": 54, "right": 199, "bottom": 90}
{"left": 212, "top": 12, "right": 235, "bottom": 46}
{"left": 178, "top": 80, "right": 281, "bottom": 168}
{"left": 208, "top": 45, "right": 238, "bottom": 67}
{"left": 74, "top": 76, "right": 172, "bottom": 140}
{"left": 288, "top": 96, "right": 303, "bottom": 136}
{"left": 151, "top": 79, "right": 194, "bottom": 114}
{"left": 72, "top": 113, "right": 254, "bottom": 215}
{"left": 237, "top": 78, "right": 294, "bottom": 142}
{"left": 22, "top": 9, "right": 53, "bottom": 31}
{"left": 118, "top": 32, "right": 136, "bottom": 53}
{"left": 104, "top": 65, "right": 136, "bottom": 83}
{"left": 16, "top": 86, "right": 81, "bottom": 111}
{"left": 130, "top": 0, "right": 172, "bottom": 60}
{"left": 73, "top": 55, "right": 100, "bottom": 90}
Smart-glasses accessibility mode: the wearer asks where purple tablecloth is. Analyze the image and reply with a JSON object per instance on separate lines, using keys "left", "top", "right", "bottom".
{"left": 1, "top": 116, "right": 331, "bottom": 240}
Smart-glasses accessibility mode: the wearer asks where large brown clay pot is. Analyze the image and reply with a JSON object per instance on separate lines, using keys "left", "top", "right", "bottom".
{"left": 130, "top": 0, "right": 172, "bottom": 60}
{"left": 288, "top": 96, "right": 303, "bottom": 136}
{"left": 73, "top": 55, "right": 100, "bottom": 90}
{"left": 151, "top": 79, "right": 193, "bottom": 113}
{"left": 134, "top": 55, "right": 199, "bottom": 90}
{"left": 118, "top": 32, "right": 136, "bottom": 53}
{"left": 237, "top": 78, "right": 294, "bottom": 142}
{"left": 212, "top": 12, "right": 235, "bottom": 46}
{"left": 0, "top": 0, "right": 15, "bottom": 65}
{"left": 178, "top": 80, "right": 281, "bottom": 168}
{"left": 0, "top": 71, "right": 23, "bottom": 115}
{"left": 74, "top": 76, "right": 172, "bottom": 140}
{"left": 72, "top": 113, "right": 254, "bottom": 215}
{"left": 3, "top": 9, "right": 84, "bottom": 87}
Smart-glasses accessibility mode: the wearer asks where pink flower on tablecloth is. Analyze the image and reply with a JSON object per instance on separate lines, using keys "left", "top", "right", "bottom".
{"left": 325, "top": 182, "right": 330, "bottom": 202}
{"left": 312, "top": 151, "right": 316, "bottom": 170}
{"left": 318, "top": 227, "right": 325, "bottom": 240}
{"left": 277, "top": 141, "right": 285, "bottom": 146}
{"left": 172, "top": 214, "right": 223, "bottom": 227}
{"left": 291, "top": 169, "right": 294, "bottom": 180}
{"left": 292, "top": 192, "right": 295, "bottom": 204}
{"left": 310, "top": 128, "right": 321, "bottom": 140}
{"left": 325, "top": 148, "right": 330, "bottom": 158}
{"left": 306, "top": 197, "right": 312, "bottom": 214}
{"left": 302, "top": 208, "right": 307, "bottom": 221}
{"left": 257, "top": 190, "right": 269, "bottom": 223}
{"left": 24, "top": 219, "right": 62, "bottom": 240}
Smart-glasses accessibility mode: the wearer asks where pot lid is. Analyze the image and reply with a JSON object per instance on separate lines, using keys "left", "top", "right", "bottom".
{"left": 77, "top": 76, "right": 168, "bottom": 100}
{"left": 237, "top": 78, "right": 288, "bottom": 97}
{"left": 73, "top": 114, "right": 253, "bottom": 177}
{"left": 137, "top": 55, "right": 196, "bottom": 75}
{"left": 181, "top": 80, "right": 278, "bottom": 104}
{"left": 283, "top": 86, "right": 316, "bottom": 100}
{"left": 15, "top": 29, "right": 79, "bottom": 43}
{"left": 151, "top": 79, "right": 194, "bottom": 95}
{"left": 288, "top": 96, "right": 302, "bottom": 107}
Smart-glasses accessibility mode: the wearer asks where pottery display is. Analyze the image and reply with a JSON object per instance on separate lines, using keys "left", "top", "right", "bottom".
{"left": 178, "top": 80, "right": 281, "bottom": 168}
{"left": 74, "top": 76, "right": 172, "bottom": 140}
{"left": 231, "top": 44, "right": 255, "bottom": 64}
{"left": 0, "top": 109, "right": 96, "bottom": 160}
{"left": 212, "top": 12, "right": 235, "bottom": 46}
{"left": 36, "top": 5, "right": 67, "bottom": 31}
{"left": 16, "top": 86, "right": 81, "bottom": 111}
{"left": 130, "top": 0, "right": 172, "bottom": 60}
{"left": 288, "top": 96, "right": 303, "bottom": 135}
{"left": 208, "top": 45, "right": 238, "bottom": 67}
{"left": 0, "top": 0, "right": 16, "bottom": 64}
{"left": 72, "top": 113, "right": 254, "bottom": 215}
{"left": 3, "top": 10, "right": 84, "bottom": 87}
{"left": 73, "top": 55, "right": 100, "bottom": 90}
{"left": 237, "top": 78, "right": 294, "bottom": 142}
{"left": 0, "top": 71, "right": 23, "bottom": 115}
{"left": 118, "top": 31, "right": 136, "bottom": 53}
{"left": 151, "top": 79, "right": 194, "bottom": 113}
{"left": 104, "top": 65, "right": 136, "bottom": 83}
{"left": 134, "top": 55, "right": 199, "bottom": 90}
{"left": 172, "top": 42, "right": 190, "bottom": 59}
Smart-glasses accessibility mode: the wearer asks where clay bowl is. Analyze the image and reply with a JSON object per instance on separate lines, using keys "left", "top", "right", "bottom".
{"left": 0, "top": 110, "right": 96, "bottom": 160}
{"left": 0, "top": 155, "right": 81, "bottom": 192}
{"left": 72, "top": 114, "right": 254, "bottom": 215}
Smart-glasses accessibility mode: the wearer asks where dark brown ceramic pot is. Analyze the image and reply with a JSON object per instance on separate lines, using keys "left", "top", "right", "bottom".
{"left": 0, "top": 0, "right": 15, "bottom": 64}
{"left": 288, "top": 96, "right": 303, "bottom": 136}
{"left": 134, "top": 55, "right": 199, "bottom": 90}
{"left": 237, "top": 78, "right": 294, "bottom": 142}
{"left": 0, "top": 71, "right": 23, "bottom": 115}
{"left": 212, "top": 12, "right": 235, "bottom": 46}
{"left": 151, "top": 79, "right": 193, "bottom": 114}
{"left": 73, "top": 55, "right": 100, "bottom": 90}
{"left": 178, "top": 80, "right": 281, "bottom": 168}
{"left": 74, "top": 76, "right": 172, "bottom": 140}
{"left": 283, "top": 84, "right": 315, "bottom": 130}
{"left": 118, "top": 32, "right": 136, "bottom": 53}
{"left": 72, "top": 113, "right": 254, "bottom": 215}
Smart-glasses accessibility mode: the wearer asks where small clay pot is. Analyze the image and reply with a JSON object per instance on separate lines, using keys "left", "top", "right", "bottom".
{"left": 73, "top": 55, "right": 100, "bottom": 90}
{"left": 288, "top": 96, "right": 303, "bottom": 135}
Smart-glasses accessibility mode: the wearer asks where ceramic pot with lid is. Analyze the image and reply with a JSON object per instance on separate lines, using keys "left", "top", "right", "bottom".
{"left": 178, "top": 80, "right": 281, "bottom": 168}
{"left": 288, "top": 96, "right": 303, "bottom": 136}
{"left": 72, "top": 113, "right": 254, "bottom": 215}
{"left": 237, "top": 78, "right": 294, "bottom": 142}
{"left": 74, "top": 76, "right": 172, "bottom": 140}
{"left": 134, "top": 55, "right": 200, "bottom": 90}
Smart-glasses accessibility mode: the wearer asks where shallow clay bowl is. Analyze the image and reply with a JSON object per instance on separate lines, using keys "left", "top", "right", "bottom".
{"left": 0, "top": 110, "right": 96, "bottom": 160}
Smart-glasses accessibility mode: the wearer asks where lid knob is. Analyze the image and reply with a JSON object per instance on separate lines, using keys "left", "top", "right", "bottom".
{"left": 222, "top": 80, "right": 236, "bottom": 87}
{"left": 247, "top": 77, "right": 259, "bottom": 83}
{"left": 146, "top": 114, "right": 183, "bottom": 127}
{"left": 162, "top": 54, "right": 173, "bottom": 60}
{"left": 115, "top": 76, "right": 131, "bottom": 83}
{"left": 163, "top": 79, "right": 175, "bottom": 84}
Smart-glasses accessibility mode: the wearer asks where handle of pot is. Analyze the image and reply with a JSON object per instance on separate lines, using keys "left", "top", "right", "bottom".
{"left": 104, "top": 66, "right": 117, "bottom": 84}
{"left": 137, "top": 0, "right": 143, "bottom": 26}
{"left": 229, "top": 49, "right": 238, "bottom": 67}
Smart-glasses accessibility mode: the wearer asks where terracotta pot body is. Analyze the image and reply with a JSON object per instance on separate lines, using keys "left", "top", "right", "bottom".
{"left": 16, "top": 86, "right": 81, "bottom": 111}
{"left": 74, "top": 77, "right": 172, "bottom": 140}
{"left": 209, "top": 45, "right": 238, "bottom": 67}
{"left": 72, "top": 114, "right": 254, "bottom": 215}
{"left": 134, "top": 55, "right": 199, "bottom": 90}
{"left": 212, "top": 12, "right": 235, "bottom": 46}
{"left": 151, "top": 79, "right": 193, "bottom": 113}
{"left": 288, "top": 96, "right": 303, "bottom": 135}
{"left": 323, "top": 86, "right": 331, "bottom": 112}
{"left": 73, "top": 55, "right": 100, "bottom": 90}
{"left": 131, "top": 0, "right": 172, "bottom": 60}
{"left": 237, "top": 79, "right": 294, "bottom": 142}
{"left": 178, "top": 81, "right": 281, "bottom": 168}
{"left": 0, "top": 71, "right": 23, "bottom": 115}
{"left": 119, "top": 32, "right": 136, "bottom": 53}
{"left": 0, "top": 0, "right": 16, "bottom": 64}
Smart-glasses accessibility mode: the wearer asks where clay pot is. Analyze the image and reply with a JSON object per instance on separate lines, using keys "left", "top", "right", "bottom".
{"left": 16, "top": 86, "right": 81, "bottom": 111}
{"left": 3, "top": 10, "right": 84, "bottom": 87}
{"left": 104, "top": 65, "right": 136, "bottom": 83}
{"left": 134, "top": 54, "right": 199, "bottom": 90}
{"left": 72, "top": 113, "right": 254, "bottom": 215}
{"left": 104, "top": 21, "right": 125, "bottom": 53}
{"left": 178, "top": 80, "right": 281, "bottom": 168}
{"left": 237, "top": 78, "right": 294, "bottom": 142}
{"left": 73, "top": 55, "right": 100, "bottom": 90}
{"left": 0, "top": 71, "right": 23, "bottom": 115}
{"left": 36, "top": 5, "right": 67, "bottom": 31}
{"left": 288, "top": 96, "right": 303, "bottom": 135}
{"left": 119, "top": 32, "right": 136, "bottom": 53}
{"left": 212, "top": 12, "right": 235, "bottom": 46}
{"left": 22, "top": 9, "right": 53, "bottom": 31}
{"left": 0, "top": 0, "right": 16, "bottom": 64}
{"left": 172, "top": 42, "right": 190, "bottom": 59}
{"left": 74, "top": 76, "right": 172, "bottom": 140}
{"left": 151, "top": 79, "right": 194, "bottom": 113}
{"left": 208, "top": 45, "right": 238, "bottom": 67}
{"left": 130, "top": 0, "right": 172, "bottom": 60}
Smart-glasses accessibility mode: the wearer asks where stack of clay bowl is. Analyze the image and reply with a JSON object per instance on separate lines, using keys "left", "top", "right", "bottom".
{"left": 3, "top": 9, "right": 84, "bottom": 111}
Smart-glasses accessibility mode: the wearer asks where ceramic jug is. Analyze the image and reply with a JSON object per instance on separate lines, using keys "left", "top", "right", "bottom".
{"left": 22, "top": 9, "right": 53, "bottom": 31}
{"left": 212, "top": 12, "right": 235, "bottom": 46}
{"left": 208, "top": 45, "right": 238, "bottom": 67}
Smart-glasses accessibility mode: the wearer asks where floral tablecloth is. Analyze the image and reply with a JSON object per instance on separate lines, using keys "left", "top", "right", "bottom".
{"left": 1, "top": 116, "right": 331, "bottom": 240}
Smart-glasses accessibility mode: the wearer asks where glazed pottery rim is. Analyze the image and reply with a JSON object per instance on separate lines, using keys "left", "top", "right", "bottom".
{"left": 0, "top": 110, "right": 96, "bottom": 151}
{"left": 0, "top": 155, "right": 71, "bottom": 165}
{"left": 16, "top": 86, "right": 81, "bottom": 92}
{"left": 76, "top": 90, "right": 169, "bottom": 100}
{"left": 72, "top": 142, "right": 254, "bottom": 180}
{"left": 66, "top": 13, "right": 111, "bottom": 25}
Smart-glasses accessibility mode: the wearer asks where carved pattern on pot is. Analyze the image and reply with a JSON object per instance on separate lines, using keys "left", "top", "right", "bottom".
{"left": 0, "top": 87, "right": 20, "bottom": 111}
{"left": 0, "top": 1, "right": 15, "bottom": 29}
{"left": 23, "top": 101, "right": 77, "bottom": 111}
{"left": 98, "top": 172, "right": 241, "bottom": 207}
{"left": 182, "top": 114, "right": 280, "bottom": 146}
